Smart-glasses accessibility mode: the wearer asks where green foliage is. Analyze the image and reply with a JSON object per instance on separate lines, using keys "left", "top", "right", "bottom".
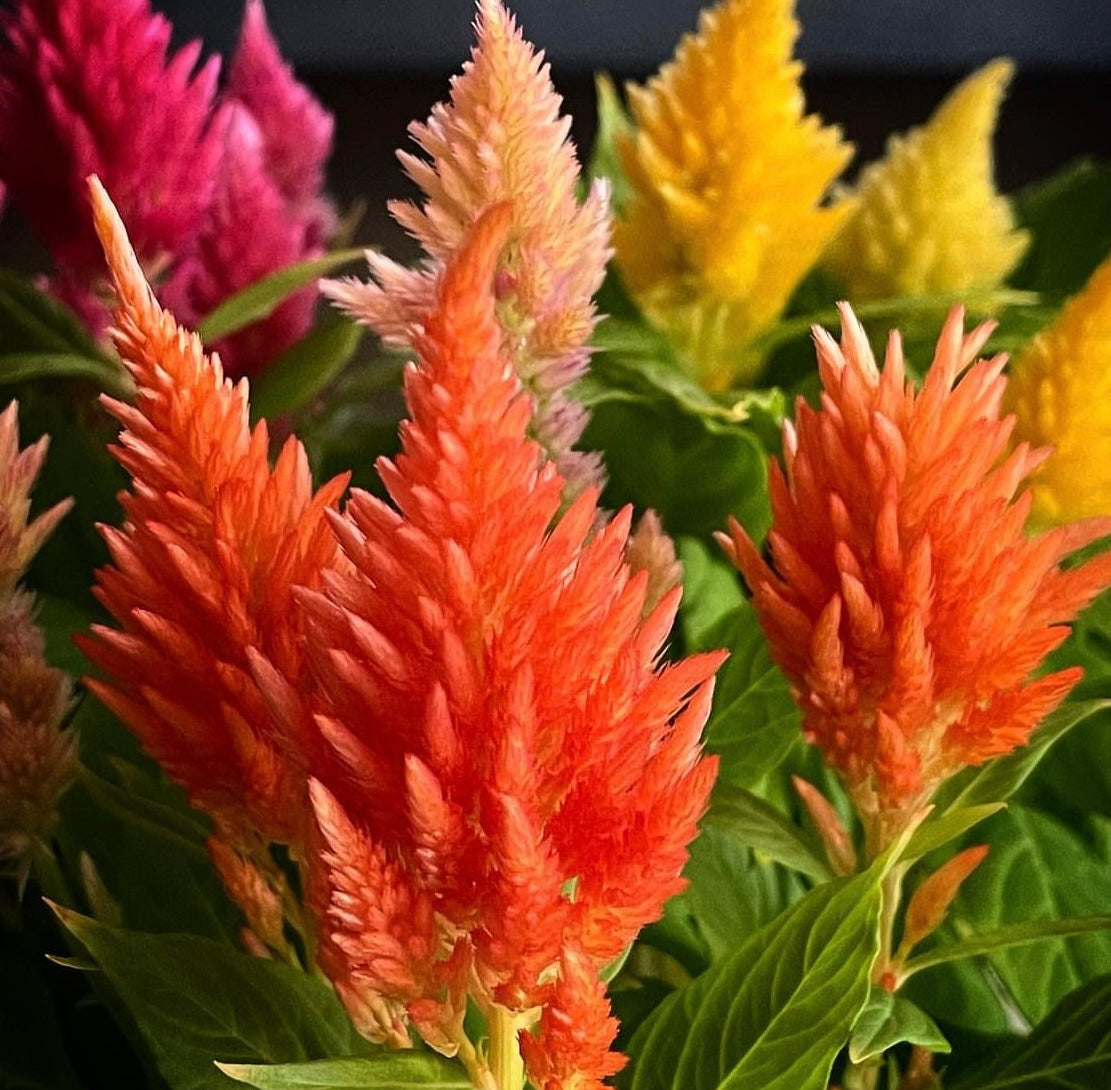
{"left": 907, "top": 807, "right": 1111, "bottom": 1036}
{"left": 1010, "top": 159, "right": 1111, "bottom": 299}
{"left": 948, "top": 973, "right": 1111, "bottom": 1090}
{"left": 849, "top": 991, "right": 950, "bottom": 1064}
{"left": 197, "top": 249, "right": 365, "bottom": 342}
{"left": 587, "top": 73, "right": 634, "bottom": 215}
{"left": 620, "top": 858, "right": 888, "bottom": 1090}
{"left": 218, "top": 1056, "right": 469, "bottom": 1090}
{"left": 55, "top": 909, "right": 374, "bottom": 1090}
{"left": 699, "top": 599, "right": 800, "bottom": 789}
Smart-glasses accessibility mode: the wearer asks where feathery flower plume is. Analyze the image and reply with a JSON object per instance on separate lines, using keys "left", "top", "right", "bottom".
{"left": 0, "top": 0, "right": 334, "bottom": 377}
{"left": 823, "top": 60, "right": 1029, "bottom": 302}
{"left": 78, "top": 178, "right": 349, "bottom": 854}
{"left": 305, "top": 206, "right": 723, "bottom": 1089}
{"left": 613, "top": 0, "right": 853, "bottom": 390}
{"left": 323, "top": 0, "right": 611, "bottom": 494}
{"left": 0, "top": 404, "right": 75, "bottom": 881}
{"left": 1004, "top": 249, "right": 1111, "bottom": 526}
{"left": 719, "top": 305, "right": 1111, "bottom": 849}
{"left": 0, "top": 0, "right": 223, "bottom": 278}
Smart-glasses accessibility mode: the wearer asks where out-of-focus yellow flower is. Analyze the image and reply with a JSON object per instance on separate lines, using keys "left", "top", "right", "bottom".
{"left": 613, "top": 0, "right": 852, "bottom": 390}
{"left": 1005, "top": 250, "right": 1111, "bottom": 526}
{"left": 823, "top": 59, "right": 1029, "bottom": 302}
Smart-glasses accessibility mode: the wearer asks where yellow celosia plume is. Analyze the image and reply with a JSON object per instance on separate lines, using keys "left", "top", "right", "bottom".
{"left": 613, "top": 0, "right": 852, "bottom": 390}
{"left": 823, "top": 59, "right": 1029, "bottom": 302}
{"left": 1005, "top": 250, "right": 1111, "bottom": 526}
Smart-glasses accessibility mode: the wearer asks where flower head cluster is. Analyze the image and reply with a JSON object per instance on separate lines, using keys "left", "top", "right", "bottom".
{"left": 822, "top": 60, "right": 1029, "bottom": 302}
{"left": 720, "top": 306, "right": 1111, "bottom": 844}
{"left": 1004, "top": 249, "right": 1111, "bottom": 526}
{"left": 85, "top": 181, "right": 722, "bottom": 1088}
{"left": 79, "top": 178, "right": 348, "bottom": 854}
{"left": 324, "top": 0, "right": 611, "bottom": 495}
{"left": 0, "top": 404, "right": 75, "bottom": 879}
{"left": 0, "top": 0, "right": 334, "bottom": 377}
{"left": 308, "top": 205, "right": 722, "bottom": 1087}
{"left": 613, "top": 0, "right": 853, "bottom": 390}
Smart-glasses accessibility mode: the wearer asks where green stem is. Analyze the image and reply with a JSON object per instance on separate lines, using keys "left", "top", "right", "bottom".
{"left": 489, "top": 1004, "right": 527, "bottom": 1090}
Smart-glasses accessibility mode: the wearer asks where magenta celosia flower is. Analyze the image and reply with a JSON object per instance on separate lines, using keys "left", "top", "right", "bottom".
{"left": 324, "top": 0, "right": 611, "bottom": 494}
{"left": 0, "top": 0, "right": 334, "bottom": 378}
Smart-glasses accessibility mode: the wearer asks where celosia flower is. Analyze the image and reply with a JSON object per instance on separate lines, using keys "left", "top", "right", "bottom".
{"left": 78, "top": 178, "right": 349, "bottom": 852}
{"left": 0, "top": 0, "right": 223, "bottom": 276}
{"left": 0, "top": 403, "right": 75, "bottom": 879}
{"left": 823, "top": 60, "right": 1029, "bottom": 302}
{"left": 613, "top": 0, "right": 853, "bottom": 390}
{"left": 1004, "top": 249, "right": 1111, "bottom": 526}
{"left": 0, "top": 0, "right": 334, "bottom": 377}
{"left": 159, "top": 103, "right": 324, "bottom": 378}
{"left": 302, "top": 206, "right": 723, "bottom": 1088}
{"left": 324, "top": 0, "right": 611, "bottom": 494}
{"left": 720, "top": 305, "right": 1111, "bottom": 849}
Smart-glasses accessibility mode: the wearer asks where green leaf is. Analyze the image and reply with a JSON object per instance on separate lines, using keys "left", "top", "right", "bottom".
{"left": 622, "top": 855, "right": 890, "bottom": 1090}
{"left": 0, "top": 270, "right": 106, "bottom": 357}
{"left": 1011, "top": 159, "right": 1111, "bottom": 298}
{"left": 906, "top": 807, "right": 1111, "bottom": 1035}
{"left": 587, "top": 73, "right": 634, "bottom": 214}
{"left": 702, "top": 782, "right": 832, "bottom": 883}
{"left": 676, "top": 537, "right": 744, "bottom": 653}
{"left": 702, "top": 600, "right": 800, "bottom": 789}
{"left": 904, "top": 916, "right": 1111, "bottom": 978}
{"left": 54, "top": 909, "right": 373, "bottom": 1090}
{"left": 903, "top": 803, "right": 1006, "bottom": 863}
{"left": 197, "top": 249, "right": 365, "bottom": 342}
{"left": 934, "top": 700, "right": 1110, "bottom": 814}
{"left": 949, "top": 973, "right": 1111, "bottom": 1090}
{"left": 249, "top": 315, "right": 364, "bottom": 421}
{"left": 848, "top": 991, "right": 950, "bottom": 1064}
{"left": 0, "top": 351, "right": 128, "bottom": 395}
{"left": 35, "top": 592, "right": 98, "bottom": 678}
{"left": 217, "top": 1055, "right": 468, "bottom": 1090}
{"left": 681, "top": 820, "right": 808, "bottom": 963}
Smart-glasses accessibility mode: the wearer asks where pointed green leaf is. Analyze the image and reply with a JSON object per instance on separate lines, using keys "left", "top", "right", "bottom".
{"left": 935, "top": 700, "right": 1110, "bottom": 813}
{"left": 217, "top": 1055, "right": 468, "bottom": 1090}
{"left": 0, "top": 351, "right": 128, "bottom": 395}
{"left": 249, "top": 315, "right": 364, "bottom": 421}
{"left": 197, "top": 249, "right": 365, "bottom": 342}
{"left": 848, "top": 991, "right": 949, "bottom": 1064}
{"left": 676, "top": 536, "right": 744, "bottom": 653}
{"left": 903, "top": 916, "right": 1111, "bottom": 978}
{"left": 702, "top": 600, "right": 800, "bottom": 789}
{"left": 702, "top": 782, "right": 832, "bottom": 882}
{"left": 0, "top": 270, "right": 106, "bottom": 357}
{"left": 622, "top": 855, "right": 888, "bottom": 1090}
{"left": 587, "top": 72, "right": 634, "bottom": 214}
{"left": 904, "top": 803, "right": 1006, "bottom": 863}
{"left": 53, "top": 909, "right": 373, "bottom": 1090}
{"left": 949, "top": 973, "right": 1111, "bottom": 1090}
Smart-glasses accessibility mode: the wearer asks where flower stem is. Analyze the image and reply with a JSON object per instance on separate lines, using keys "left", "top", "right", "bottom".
{"left": 489, "top": 1004, "right": 527, "bottom": 1090}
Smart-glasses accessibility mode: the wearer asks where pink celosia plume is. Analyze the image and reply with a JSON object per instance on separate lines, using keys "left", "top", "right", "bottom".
{"left": 301, "top": 205, "right": 722, "bottom": 1087}
{"left": 323, "top": 0, "right": 612, "bottom": 494}
{"left": 0, "top": 0, "right": 335, "bottom": 378}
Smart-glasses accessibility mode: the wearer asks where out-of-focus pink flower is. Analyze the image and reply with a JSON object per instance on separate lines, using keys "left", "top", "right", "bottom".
{"left": 159, "top": 104, "right": 322, "bottom": 379}
{"left": 324, "top": 0, "right": 611, "bottom": 495}
{"left": 0, "top": 0, "right": 222, "bottom": 276}
{"left": 0, "top": 0, "right": 335, "bottom": 378}
{"left": 226, "top": 0, "right": 335, "bottom": 246}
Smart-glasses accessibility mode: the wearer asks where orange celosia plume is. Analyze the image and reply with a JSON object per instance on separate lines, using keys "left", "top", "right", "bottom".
{"left": 299, "top": 205, "right": 723, "bottom": 1088}
{"left": 720, "top": 305, "right": 1111, "bottom": 844}
{"left": 79, "top": 177, "right": 348, "bottom": 851}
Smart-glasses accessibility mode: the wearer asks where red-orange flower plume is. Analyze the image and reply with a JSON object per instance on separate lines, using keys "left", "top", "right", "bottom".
{"left": 299, "top": 205, "right": 723, "bottom": 1088}
{"left": 78, "top": 177, "right": 348, "bottom": 852}
{"left": 720, "top": 305, "right": 1111, "bottom": 844}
